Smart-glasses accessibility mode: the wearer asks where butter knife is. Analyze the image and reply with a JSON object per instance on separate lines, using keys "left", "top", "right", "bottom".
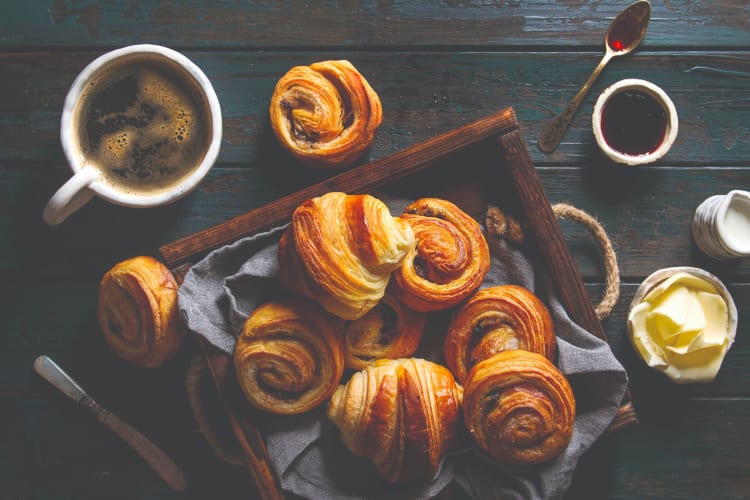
{"left": 33, "top": 355, "right": 188, "bottom": 492}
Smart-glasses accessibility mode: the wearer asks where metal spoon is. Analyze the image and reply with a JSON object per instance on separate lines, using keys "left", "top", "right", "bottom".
{"left": 537, "top": 0, "right": 652, "bottom": 154}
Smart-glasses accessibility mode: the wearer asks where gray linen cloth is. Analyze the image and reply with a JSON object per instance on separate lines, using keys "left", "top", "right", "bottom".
{"left": 178, "top": 199, "right": 628, "bottom": 500}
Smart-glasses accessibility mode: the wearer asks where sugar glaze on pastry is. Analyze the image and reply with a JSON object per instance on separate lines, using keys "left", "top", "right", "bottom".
{"left": 391, "top": 198, "right": 490, "bottom": 312}
{"left": 444, "top": 285, "right": 556, "bottom": 383}
{"left": 342, "top": 292, "right": 426, "bottom": 370}
{"left": 327, "top": 358, "right": 463, "bottom": 483}
{"left": 234, "top": 299, "right": 345, "bottom": 415}
{"left": 463, "top": 350, "right": 575, "bottom": 465}
{"left": 97, "top": 256, "right": 185, "bottom": 368}
{"left": 278, "top": 192, "right": 414, "bottom": 320}
{"left": 269, "top": 60, "right": 382, "bottom": 169}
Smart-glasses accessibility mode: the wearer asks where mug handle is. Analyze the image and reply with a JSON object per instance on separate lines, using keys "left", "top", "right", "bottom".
{"left": 42, "top": 166, "right": 100, "bottom": 225}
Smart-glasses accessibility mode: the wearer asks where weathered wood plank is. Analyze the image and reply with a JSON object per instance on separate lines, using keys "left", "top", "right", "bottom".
{"left": 0, "top": 397, "right": 253, "bottom": 500}
{"left": 567, "top": 398, "right": 750, "bottom": 499}
{"left": 0, "top": 1, "right": 747, "bottom": 49}
{"left": 1, "top": 51, "right": 748, "bottom": 165}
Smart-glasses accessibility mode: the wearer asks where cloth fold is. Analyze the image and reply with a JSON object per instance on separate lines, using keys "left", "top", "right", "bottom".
{"left": 178, "top": 200, "right": 628, "bottom": 500}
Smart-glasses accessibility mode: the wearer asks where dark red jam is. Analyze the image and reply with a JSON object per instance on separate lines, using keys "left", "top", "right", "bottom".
{"left": 601, "top": 89, "right": 667, "bottom": 156}
{"left": 608, "top": 16, "right": 640, "bottom": 52}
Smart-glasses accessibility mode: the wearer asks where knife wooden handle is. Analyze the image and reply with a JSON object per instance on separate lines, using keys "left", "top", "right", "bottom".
{"left": 99, "top": 410, "right": 188, "bottom": 493}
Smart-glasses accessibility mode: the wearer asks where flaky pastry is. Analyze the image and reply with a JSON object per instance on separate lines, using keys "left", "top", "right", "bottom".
{"left": 278, "top": 192, "right": 414, "bottom": 320}
{"left": 444, "top": 285, "right": 556, "bottom": 383}
{"left": 269, "top": 60, "right": 382, "bottom": 169}
{"left": 342, "top": 292, "right": 426, "bottom": 370}
{"left": 328, "top": 358, "right": 463, "bottom": 483}
{"left": 463, "top": 350, "right": 575, "bottom": 465}
{"left": 97, "top": 256, "right": 185, "bottom": 368}
{"left": 391, "top": 198, "right": 490, "bottom": 312}
{"left": 234, "top": 299, "right": 345, "bottom": 415}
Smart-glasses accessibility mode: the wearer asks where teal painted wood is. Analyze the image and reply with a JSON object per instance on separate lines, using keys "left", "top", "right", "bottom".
{"left": 568, "top": 399, "right": 750, "bottom": 499}
{"left": 2, "top": 51, "right": 749, "bottom": 165}
{"left": 0, "top": 396, "right": 252, "bottom": 500}
{"left": 0, "top": 1, "right": 748, "bottom": 49}
{"left": 2, "top": 1, "right": 749, "bottom": 498}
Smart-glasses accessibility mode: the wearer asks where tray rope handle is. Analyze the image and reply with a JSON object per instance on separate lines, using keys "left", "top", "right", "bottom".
{"left": 486, "top": 202, "right": 637, "bottom": 434}
{"left": 486, "top": 203, "right": 620, "bottom": 320}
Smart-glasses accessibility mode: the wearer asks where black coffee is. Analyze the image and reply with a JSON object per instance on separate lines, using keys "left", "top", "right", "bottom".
{"left": 75, "top": 55, "right": 211, "bottom": 195}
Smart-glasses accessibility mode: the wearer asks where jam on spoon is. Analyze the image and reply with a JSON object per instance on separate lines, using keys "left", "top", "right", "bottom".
{"left": 538, "top": 0, "right": 652, "bottom": 154}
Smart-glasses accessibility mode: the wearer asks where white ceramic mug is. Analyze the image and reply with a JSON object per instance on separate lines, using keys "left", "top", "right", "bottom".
{"left": 692, "top": 189, "right": 750, "bottom": 259}
{"left": 592, "top": 78, "right": 678, "bottom": 166}
{"left": 43, "top": 44, "right": 222, "bottom": 226}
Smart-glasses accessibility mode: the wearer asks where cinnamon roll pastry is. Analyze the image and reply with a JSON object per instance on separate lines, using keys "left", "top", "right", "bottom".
{"left": 278, "top": 192, "right": 415, "bottom": 320}
{"left": 444, "top": 285, "right": 556, "bottom": 383}
{"left": 328, "top": 358, "right": 463, "bottom": 483}
{"left": 391, "top": 198, "right": 490, "bottom": 312}
{"left": 342, "top": 292, "right": 426, "bottom": 370}
{"left": 97, "top": 256, "right": 185, "bottom": 368}
{"left": 269, "top": 60, "right": 382, "bottom": 169}
{"left": 463, "top": 350, "right": 575, "bottom": 465}
{"left": 234, "top": 299, "right": 345, "bottom": 415}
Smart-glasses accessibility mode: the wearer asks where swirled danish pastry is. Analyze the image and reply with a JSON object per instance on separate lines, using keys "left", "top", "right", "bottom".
{"left": 391, "top": 198, "right": 490, "bottom": 312}
{"left": 97, "top": 256, "right": 185, "bottom": 368}
{"left": 278, "top": 192, "right": 415, "bottom": 320}
{"left": 328, "top": 358, "right": 463, "bottom": 483}
{"left": 234, "top": 299, "right": 345, "bottom": 415}
{"left": 463, "top": 350, "right": 575, "bottom": 465}
{"left": 269, "top": 60, "right": 382, "bottom": 169}
{"left": 342, "top": 292, "right": 426, "bottom": 370}
{"left": 444, "top": 285, "right": 556, "bottom": 383}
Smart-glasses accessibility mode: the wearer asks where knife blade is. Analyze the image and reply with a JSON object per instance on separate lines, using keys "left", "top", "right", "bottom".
{"left": 33, "top": 355, "right": 188, "bottom": 492}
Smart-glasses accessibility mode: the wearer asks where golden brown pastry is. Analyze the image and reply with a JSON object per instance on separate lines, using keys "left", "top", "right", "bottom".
{"left": 444, "top": 285, "right": 556, "bottom": 383}
{"left": 234, "top": 299, "right": 345, "bottom": 415}
{"left": 97, "top": 256, "right": 185, "bottom": 368}
{"left": 463, "top": 350, "right": 575, "bottom": 465}
{"left": 278, "top": 192, "right": 415, "bottom": 320}
{"left": 328, "top": 358, "right": 463, "bottom": 483}
{"left": 390, "top": 198, "right": 490, "bottom": 312}
{"left": 342, "top": 292, "right": 426, "bottom": 370}
{"left": 269, "top": 60, "right": 382, "bottom": 169}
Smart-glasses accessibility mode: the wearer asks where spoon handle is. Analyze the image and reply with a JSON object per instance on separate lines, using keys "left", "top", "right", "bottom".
{"left": 538, "top": 51, "right": 613, "bottom": 154}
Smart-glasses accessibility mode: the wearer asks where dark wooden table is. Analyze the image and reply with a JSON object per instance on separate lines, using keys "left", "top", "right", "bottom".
{"left": 2, "top": 1, "right": 748, "bottom": 499}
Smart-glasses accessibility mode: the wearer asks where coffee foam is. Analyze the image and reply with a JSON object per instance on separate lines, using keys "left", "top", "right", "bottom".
{"left": 77, "top": 61, "right": 209, "bottom": 195}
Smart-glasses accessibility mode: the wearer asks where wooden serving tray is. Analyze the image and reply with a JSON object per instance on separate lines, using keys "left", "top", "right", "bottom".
{"left": 159, "top": 107, "right": 637, "bottom": 499}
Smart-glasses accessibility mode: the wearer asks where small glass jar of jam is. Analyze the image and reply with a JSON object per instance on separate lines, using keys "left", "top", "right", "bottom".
{"left": 592, "top": 78, "right": 678, "bottom": 166}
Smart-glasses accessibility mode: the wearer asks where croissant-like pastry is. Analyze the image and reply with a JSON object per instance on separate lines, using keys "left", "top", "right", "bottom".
{"left": 234, "top": 299, "right": 344, "bottom": 415}
{"left": 328, "top": 358, "right": 463, "bottom": 483}
{"left": 97, "top": 256, "right": 186, "bottom": 368}
{"left": 342, "top": 292, "right": 426, "bottom": 370}
{"left": 269, "top": 60, "right": 382, "bottom": 169}
{"left": 278, "top": 192, "right": 415, "bottom": 320}
{"left": 444, "top": 285, "right": 556, "bottom": 383}
{"left": 463, "top": 350, "right": 575, "bottom": 465}
{"left": 390, "top": 198, "right": 490, "bottom": 312}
